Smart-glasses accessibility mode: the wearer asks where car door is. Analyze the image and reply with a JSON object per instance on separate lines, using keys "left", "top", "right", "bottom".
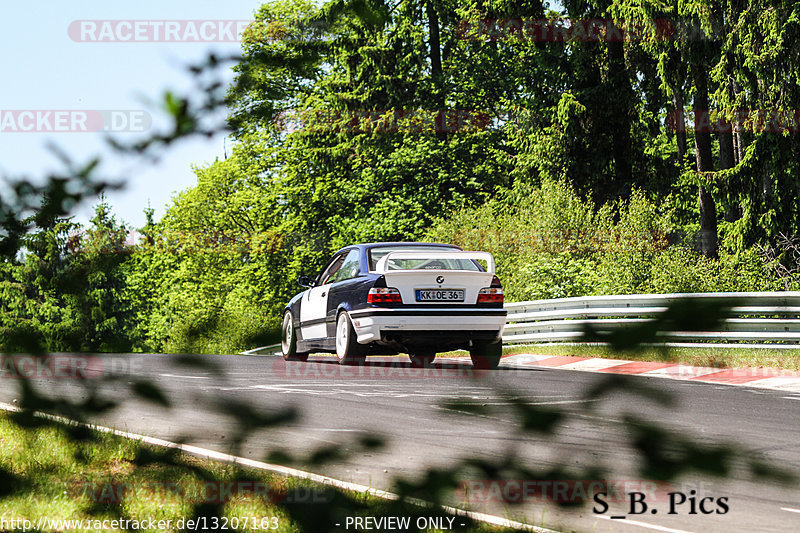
{"left": 323, "top": 248, "right": 362, "bottom": 337}
{"left": 299, "top": 252, "right": 346, "bottom": 340}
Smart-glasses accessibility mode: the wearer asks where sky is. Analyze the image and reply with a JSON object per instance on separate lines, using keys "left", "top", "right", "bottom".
{"left": 0, "top": 0, "right": 265, "bottom": 229}
{"left": 1, "top": 1, "right": 568, "bottom": 230}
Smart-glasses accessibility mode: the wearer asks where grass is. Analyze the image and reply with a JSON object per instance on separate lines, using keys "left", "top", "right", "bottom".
{"left": 0, "top": 412, "right": 520, "bottom": 533}
{"left": 499, "top": 344, "right": 800, "bottom": 371}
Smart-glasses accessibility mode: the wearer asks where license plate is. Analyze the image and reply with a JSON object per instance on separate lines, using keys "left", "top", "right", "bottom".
{"left": 415, "top": 289, "right": 465, "bottom": 302}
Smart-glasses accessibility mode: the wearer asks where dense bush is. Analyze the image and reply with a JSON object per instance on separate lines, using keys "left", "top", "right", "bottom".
{"left": 427, "top": 179, "right": 785, "bottom": 302}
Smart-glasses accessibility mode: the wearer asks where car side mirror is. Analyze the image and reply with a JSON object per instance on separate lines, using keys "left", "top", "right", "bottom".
{"left": 297, "top": 275, "right": 316, "bottom": 288}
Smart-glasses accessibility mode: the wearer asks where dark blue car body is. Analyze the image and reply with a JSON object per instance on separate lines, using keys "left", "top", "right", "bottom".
{"left": 284, "top": 242, "right": 506, "bottom": 356}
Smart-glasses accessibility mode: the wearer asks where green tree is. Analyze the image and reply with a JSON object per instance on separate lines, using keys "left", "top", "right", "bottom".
{"left": 0, "top": 200, "right": 133, "bottom": 352}
{"left": 224, "top": 0, "right": 516, "bottom": 286}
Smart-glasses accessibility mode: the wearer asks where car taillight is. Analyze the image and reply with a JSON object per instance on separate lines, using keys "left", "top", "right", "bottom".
{"left": 368, "top": 287, "right": 402, "bottom": 303}
{"left": 477, "top": 287, "right": 504, "bottom": 303}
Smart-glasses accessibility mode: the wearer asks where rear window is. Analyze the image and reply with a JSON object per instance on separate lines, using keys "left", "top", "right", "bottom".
{"left": 368, "top": 246, "right": 482, "bottom": 272}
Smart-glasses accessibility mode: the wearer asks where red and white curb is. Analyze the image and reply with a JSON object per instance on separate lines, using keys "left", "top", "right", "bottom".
{"left": 500, "top": 354, "right": 800, "bottom": 393}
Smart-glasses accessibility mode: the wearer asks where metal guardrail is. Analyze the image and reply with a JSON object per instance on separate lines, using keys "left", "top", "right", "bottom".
{"left": 502, "top": 292, "right": 800, "bottom": 345}
{"left": 240, "top": 343, "right": 281, "bottom": 356}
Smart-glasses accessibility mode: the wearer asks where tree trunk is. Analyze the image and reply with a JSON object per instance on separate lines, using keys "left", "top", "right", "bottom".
{"left": 718, "top": 119, "right": 739, "bottom": 221}
{"left": 426, "top": 1, "right": 443, "bottom": 106}
{"left": 425, "top": 0, "right": 446, "bottom": 140}
{"left": 718, "top": 122, "right": 735, "bottom": 170}
{"left": 607, "top": 39, "right": 633, "bottom": 193}
{"left": 692, "top": 59, "right": 719, "bottom": 259}
{"left": 673, "top": 87, "right": 687, "bottom": 162}
{"left": 730, "top": 80, "right": 749, "bottom": 164}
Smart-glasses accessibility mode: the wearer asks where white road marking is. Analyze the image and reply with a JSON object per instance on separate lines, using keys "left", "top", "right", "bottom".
{"left": 220, "top": 384, "right": 590, "bottom": 403}
{"left": 0, "top": 402, "right": 556, "bottom": 533}
{"left": 159, "top": 374, "right": 207, "bottom": 379}
{"left": 501, "top": 354, "right": 555, "bottom": 364}
{"left": 293, "top": 428, "right": 367, "bottom": 432}
{"left": 559, "top": 358, "right": 632, "bottom": 371}
{"left": 236, "top": 381, "right": 493, "bottom": 393}
{"left": 447, "top": 399, "right": 598, "bottom": 407}
{"left": 219, "top": 384, "right": 470, "bottom": 398}
{"left": 745, "top": 377, "right": 800, "bottom": 392}
{"left": 530, "top": 399, "right": 598, "bottom": 405}
{"left": 782, "top": 396, "right": 800, "bottom": 401}
{"left": 642, "top": 366, "right": 722, "bottom": 380}
{"left": 218, "top": 383, "right": 572, "bottom": 402}
{"left": 781, "top": 507, "right": 800, "bottom": 513}
{"left": 597, "top": 515, "right": 695, "bottom": 533}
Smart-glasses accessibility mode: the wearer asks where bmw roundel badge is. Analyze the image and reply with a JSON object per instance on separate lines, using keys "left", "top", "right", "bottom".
{"left": 436, "top": 275, "right": 445, "bottom": 284}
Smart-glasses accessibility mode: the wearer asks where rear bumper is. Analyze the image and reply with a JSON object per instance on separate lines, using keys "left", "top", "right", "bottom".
{"left": 348, "top": 307, "right": 507, "bottom": 346}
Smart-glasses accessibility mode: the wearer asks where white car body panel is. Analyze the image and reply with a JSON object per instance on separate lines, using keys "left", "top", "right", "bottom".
{"left": 349, "top": 308, "right": 506, "bottom": 344}
{"left": 354, "top": 250, "right": 505, "bottom": 343}
{"left": 382, "top": 271, "right": 494, "bottom": 305}
{"left": 299, "top": 284, "right": 329, "bottom": 339}
{"left": 373, "top": 250, "right": 497, "bottom": 307}
{"left": 373, "top": 251, "right": 496, "bottom": 274}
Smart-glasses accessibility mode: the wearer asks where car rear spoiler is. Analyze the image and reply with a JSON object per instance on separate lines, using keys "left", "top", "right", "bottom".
{"left": 374, "top": 251, "right": 496, "bottom": 274}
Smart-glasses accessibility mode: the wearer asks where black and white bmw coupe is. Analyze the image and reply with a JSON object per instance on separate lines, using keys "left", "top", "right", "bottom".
{"left": 281, "top": 242, "right": 507, "bottom": 369}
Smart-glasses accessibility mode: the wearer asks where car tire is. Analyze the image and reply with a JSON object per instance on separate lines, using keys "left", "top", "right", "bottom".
{"left": 336, "top": 311, "right": 366, "bottom": 365}
{"left": 409, "top": 353, "right": 436, "bottom": 367}
{"left": 470, "top": 339, "right": 502, "bottom": 370}
{"left": 282, "top": 311, "right": 309, "bottom": 361}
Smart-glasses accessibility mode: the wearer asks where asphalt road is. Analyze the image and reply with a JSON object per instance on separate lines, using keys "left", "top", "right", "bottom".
{"left": 2, "top": 353, "right": 800, "bottom": 533}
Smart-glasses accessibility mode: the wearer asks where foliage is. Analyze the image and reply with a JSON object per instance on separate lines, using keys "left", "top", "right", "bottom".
{"left": 2, "top": 2, "right": 800, "bottom": 531}
{"left": 427, "top": 179, "right": 780, "bottom": 301}
{"left": 1, "top": 201, "right": 133, "bottom": 353}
